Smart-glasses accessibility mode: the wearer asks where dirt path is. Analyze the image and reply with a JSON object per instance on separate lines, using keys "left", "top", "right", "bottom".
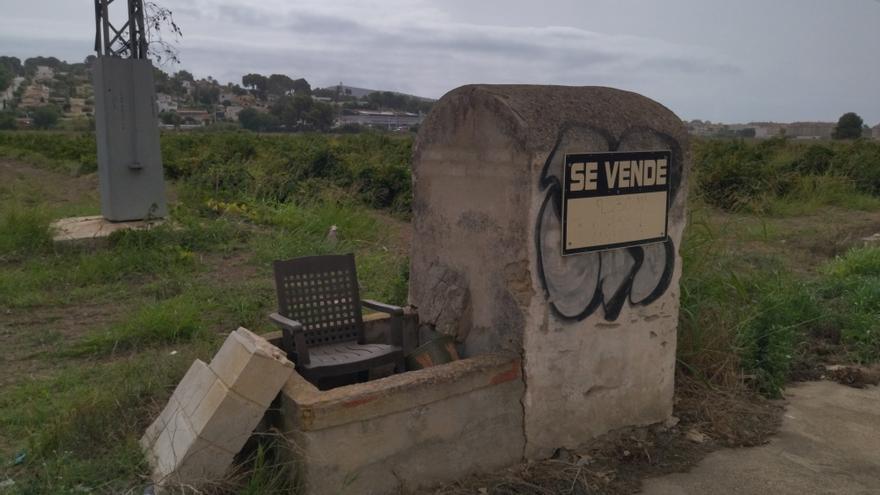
{"left": 641, "top": 381, "right": 880, "bottom": 494}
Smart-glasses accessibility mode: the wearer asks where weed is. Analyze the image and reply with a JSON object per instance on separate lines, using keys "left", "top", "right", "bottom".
{"left": 66, "top": 291, "right": 212, "bottom": 357}
{"left": 0, "top": 347, "right": 211, "bottom": 493}
{"left": 0, "top": 206, "right": 53, "bottom": 259}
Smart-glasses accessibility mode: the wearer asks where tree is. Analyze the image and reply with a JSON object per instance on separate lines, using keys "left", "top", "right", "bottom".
{"left": 0, "top": 112, "right": 16, "bottom": 130}
{"left": 270, "top": 95, "right": 335, "bottom": 131}
{"left": 175, "top": 70, "right": 194, "bottom": 82}
{"left": 306, "top": 102, "right": 335, "bottom": 131}
{"left": 242, "top": 73, "right": 268, "bottom": 99}
{"left": 159, "top": 110, "right": 182, "bottom": 127}
{"left": 833, "top": 112, "right": 865, "bottom": 140}
{"left": 0, "top": 56, "right": 21, "bottom": 77}
{"left": 238, "top": 108, "right": 277, "bottom": 132}
{"left": 0, "top": 66, "right": 11, "bottom": 93}
{"left": 32, "top": 106, "right": 60, "bottom": 129}
{"left": 267, "top": 74, "right": 296, "bottom": 96}
{"left": 292, "top": 78, "right": 311, "bottom": 96}
{"left": 193, "top": 84, "right": 220, "bottom": 106}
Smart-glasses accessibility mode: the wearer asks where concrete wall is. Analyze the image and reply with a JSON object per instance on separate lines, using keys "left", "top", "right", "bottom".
{"left": 410, "top": 85, "right": 690, "bottom": 458}
{"left": 279, "top": 353, "right": 524, "bottom": 495}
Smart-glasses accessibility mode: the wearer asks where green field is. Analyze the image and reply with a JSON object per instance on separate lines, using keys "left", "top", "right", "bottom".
{"left": 1, "top": 131, "right": 880, "bottom": 493}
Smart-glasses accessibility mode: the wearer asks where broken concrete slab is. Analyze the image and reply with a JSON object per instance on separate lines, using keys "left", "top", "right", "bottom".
{"left": 209, "top": 327, "right": 295, "bottom": 408}
{"left": 50, "top": 215, "right": 163, "bottom": 244}
{"left": 141, "top": 328, "right": 294, "bottom": 489}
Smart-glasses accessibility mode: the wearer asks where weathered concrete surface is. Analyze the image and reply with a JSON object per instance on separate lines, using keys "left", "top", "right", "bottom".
{"left": 279, "top": 353, "right": 524, "bottom": 495}
{"left": 142, "top": 328, "right": 293, "bottom": 488}
{"left": 410, "top": 85, "right": 689, "bottom": 458}
{"left": 642, "top": 381, "right": 880, "bottom": 495}
{"left": 51, "top": 215, "right": 163, "bottom": 244}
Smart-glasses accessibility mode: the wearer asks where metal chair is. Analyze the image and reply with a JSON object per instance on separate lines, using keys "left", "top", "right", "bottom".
{"left": 269, "top": 253, "right": 404, "bottom": 389}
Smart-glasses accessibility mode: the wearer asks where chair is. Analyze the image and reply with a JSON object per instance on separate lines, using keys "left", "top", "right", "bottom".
{"left": 269, "top": 253, "right": 405, "bottom": 388}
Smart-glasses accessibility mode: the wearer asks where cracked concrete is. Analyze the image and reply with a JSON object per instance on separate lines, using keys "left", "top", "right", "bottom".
{"left": 641, "top": 381, "right": 880, "bottom": 495}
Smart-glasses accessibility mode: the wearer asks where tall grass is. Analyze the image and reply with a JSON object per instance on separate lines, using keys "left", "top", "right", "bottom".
{"left": 693, "top": 137, "right": 880, "bottom": 214}
{"left": 0, "top": 206, "right": 53, "bottom": 259}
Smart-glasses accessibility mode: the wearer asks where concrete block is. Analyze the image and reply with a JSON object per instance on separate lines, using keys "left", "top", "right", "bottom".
{"left": 279, "top": 353, "right": 525, "bottom": 495}
{"left": 410, "top": 85, "right": 690, "bottom": 458}
{"left": 140, "top": 359, "right": 213, "bottom": 452}
{"left": 140, "top": 395, "right": 180, "bottom": 453}
{"left": 142, "top": 329, "right": 294, "bottom": 489}
{"left": 173, "top": 360, "right": 218, "bottom": 418}
{"left": 51, "top": 215, "right": 164, "bottom": 245}
{"left": 209, "top": 327, "right": 294, "bottom": 408}
{"left": 189, "top": 377, "right": 266, "bottom": 454}
{"left": 151, "top": 407, "right": 235, "bottom": 484}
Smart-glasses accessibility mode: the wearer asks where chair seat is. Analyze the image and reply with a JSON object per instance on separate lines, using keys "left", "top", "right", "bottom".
{"left": 299, "top": 342, "right": 403, "bottom": 372}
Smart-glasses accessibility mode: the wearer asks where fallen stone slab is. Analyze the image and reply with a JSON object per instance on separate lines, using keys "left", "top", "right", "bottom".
{"left": 141, "top": 327, "right": 294, "bottom": 489}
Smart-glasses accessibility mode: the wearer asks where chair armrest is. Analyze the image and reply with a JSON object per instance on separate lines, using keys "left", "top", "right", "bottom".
{"left": 361, "top": 300, "right": 404, "bottom": 347}
{"left": 269, "top": 312, "right": 309, "bottom": 364}
{"left": 361, "top": 299, "right": 404, "bottom": 315}
{"left": 269, "top": 312, "right": 303, "bottom": 332}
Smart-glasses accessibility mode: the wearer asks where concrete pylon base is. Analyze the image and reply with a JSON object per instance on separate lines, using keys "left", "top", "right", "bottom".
{"left": 51, "top": 215, "right": 164, "bottom": 245}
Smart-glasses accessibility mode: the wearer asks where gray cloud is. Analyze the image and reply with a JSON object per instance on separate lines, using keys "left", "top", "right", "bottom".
{"left": 0, "top": 0, "right": 877, "bottom": 123}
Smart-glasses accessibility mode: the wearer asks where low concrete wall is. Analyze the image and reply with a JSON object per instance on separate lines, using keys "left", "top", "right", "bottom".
{"left": 278, "top": 352, "right": 525, "bottom": 495}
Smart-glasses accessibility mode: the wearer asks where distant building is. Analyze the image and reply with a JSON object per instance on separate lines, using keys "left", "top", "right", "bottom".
{"left": 156, "top": 93, "right": 178, "bottom": 113}
{"left": 66, "top": 98, "right": 87, "bottom": 116}
{"left": 20, "top": 84, "right": 50, "bottom": 108}
{"left": 176, "top": 108, "right": 213, "bottom": 126}
{"left": 224, "top": 105, "right": 243, "bottom": 120}
{"left": 785, "top": 122, "right": 835, "bottom": 140}
{"left": 337, "top": 110, "right": 423, "bottom": 129}
{"left": 750, "top": 122, "right": 785, "bottom": 139}
{"left": 33, "top": 65, "right": 55, "bottom": 82}
{"left": 219, "top": 91, "right": 238, "bottom": 105}
{"left": 0, "top": 76, "right": 25, "bottom": 110}
{"left": 873, "top": 124, "right": 880, "bottom": 140}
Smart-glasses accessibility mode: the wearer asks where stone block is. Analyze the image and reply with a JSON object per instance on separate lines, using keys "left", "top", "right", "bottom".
{"left": 410, "top": 85, "right": 690, "bottom": 458}
{"left": 140, "top": 359, "right": 213, "bottom": 452}
{"left": 189, "top": 377, "right": 266, "bottom": 454}
{"left": 209, "top": 327, "right": 294, "bottom": 408}
{"left": 142, "top": 329, "right": 295, "bottom": 489}
{"left": 150, "top": 407, "right": 235, "bottom": 485}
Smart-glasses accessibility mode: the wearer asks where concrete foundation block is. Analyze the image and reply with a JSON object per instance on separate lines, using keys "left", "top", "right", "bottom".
{"left": 279, "top": 353, "right": 525, "bottom": 495}
{"left": 210, "top": 327, "right": 294, "bottom": 408}
{"left": 410, "top": 85, "right": 690, "bottom": 458}
{"left": 51, "top": 215, "right": 164, "bottom": 245}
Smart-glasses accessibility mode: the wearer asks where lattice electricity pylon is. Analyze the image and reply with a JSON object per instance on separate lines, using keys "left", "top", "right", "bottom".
{"left": 93, "top": 0, "right": 149, "bottom": 59}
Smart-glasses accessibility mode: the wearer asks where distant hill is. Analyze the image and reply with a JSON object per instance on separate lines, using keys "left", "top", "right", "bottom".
{"left": 318, "top": 84, "right": 435, "bottom": 102}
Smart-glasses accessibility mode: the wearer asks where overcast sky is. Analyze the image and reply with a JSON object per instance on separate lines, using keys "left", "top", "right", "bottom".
{"left": 1, "top": 0, "right": 878, "bottom": 124}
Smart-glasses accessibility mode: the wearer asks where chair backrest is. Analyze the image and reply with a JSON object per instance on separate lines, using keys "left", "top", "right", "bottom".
{"left": 273, "top": 254, "right": 365, "bottom": 348}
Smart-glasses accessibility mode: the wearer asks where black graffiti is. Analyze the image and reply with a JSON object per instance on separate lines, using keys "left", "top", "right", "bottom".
{"left": 535, "top": 126, "right": 681, "bottom": 322}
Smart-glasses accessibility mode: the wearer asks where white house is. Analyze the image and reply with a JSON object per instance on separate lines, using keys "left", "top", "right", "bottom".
{"left": 34, "top": 65, "right": 55, "bottom": 82}
{"left": 156, "top": 93, "right": 178, "bottom": 113}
